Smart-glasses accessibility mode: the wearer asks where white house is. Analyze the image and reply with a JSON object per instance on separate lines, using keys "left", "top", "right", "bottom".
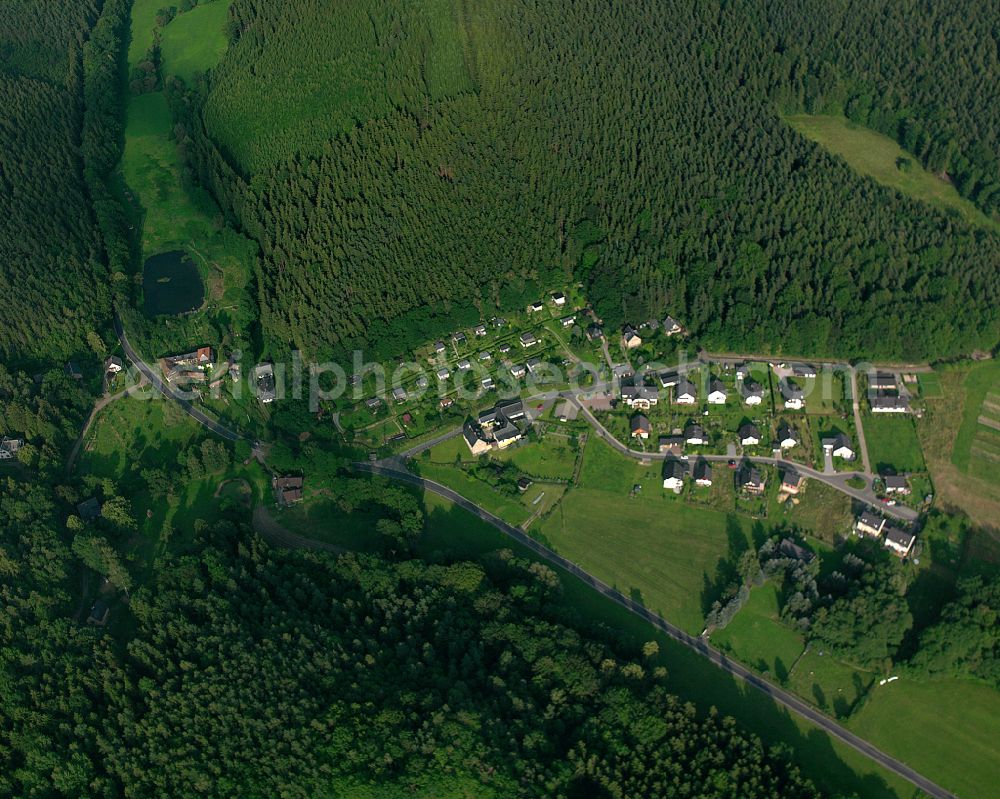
{"left": 822, "top": 433, "right": 855, "bottom": 460}
{"left": 871, "top": 393, "right": 910, "bottom": 413}
{"left": 621, "top": 385, "right": 659, "bottom": 410}
{"left": 739, "top": 423, "right": 760, "bottom": 447}
{"left": 551, "top": 292, "right": 567, "bottom": 306}
{"left": 561, "top": 315, "right": 576, "bottom": 328}
{"left": 437, "top": 368, "right": 451, "bottom": 381}
{"left": 510, "top": 364, "right": 527, "bottom": 378}
{"left": 474, "top": 324, "right": 488, "bottom": 337}
{"left": 526, "top": 357, "right": 542, "bottom": 373}
{"left": 457, "top": 359, "right": 472, "bottom": 371}
{"left": 481, "top": 377, "right": 495, "bottom": 390}
{"left": 855, "top": 510, "right": 886, "bottom": 538}
{"left": 434, "top": 340, "right": 446, "bottom": 354}
{"left": 529, "top": 301, "right": 544, "bottom": 313}
{"left": 740, "top": 379, "right": 763, "bottom": 405}
{"left": 675, "top": 379, "right": 697, "bottom": 405}
{"left": 693, "top": 459, "right": 713, "bottom": 486}
{"left": 780, "top": 378, "right": 804, "bottom": 410}
{"left": 684, "top": 424, "right": 706, "bottom": 445}
{"left": 662, "top": 460, "right": 686, "bottom": 491}
{"left": 104, "top": 356, "right": 124, "bottom": 374}
{"left": 519, "top": 332, "right": 538, "bottom": 347}
{"left": 884, "top": 475, "right": 911, "bottom": 494}
{"left": 392, "top": 387, "right": 407, "bottom": 403}
{"left": 791, "top": 363, "right": 817, "bottom": 378}
{"left": 663, "top": 316, "right": 682, "bottom": 336}
{"left": 776, "top": 422, "right": 799, "bottom": 449}
{"left": 707, "top": 378, "right": 727, "bottom": 405}
{"left": 884, "top": 527, "right": 916, "bottom": 557}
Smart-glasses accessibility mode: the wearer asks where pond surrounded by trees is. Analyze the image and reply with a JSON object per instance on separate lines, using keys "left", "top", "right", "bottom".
{"left": 142, "top": 250, "right": 205, "bottom": 316}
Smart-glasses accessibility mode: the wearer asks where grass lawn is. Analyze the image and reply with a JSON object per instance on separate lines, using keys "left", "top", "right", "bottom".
{"left": 536, "top": 487, "right": 753, "bottom": 634}
{"left": 862, "top": 414, "right": 927, "bottom": 473}
{"left": 492, "top": 433, "right": 579, "bottom": 480}
{"left": 849, "top": 678, "right": 1000, "bottom": 799}
{"left": 159, "top": 1, "right": 231, "bottom": 83}
{"left": 274, "top": 496, "right": 384, "bottom": 552}
{"left": 712, "top": 584, "right": 805, "bottom": 680}
{"left": 786, "top": 648, "right": 874, "bottom": 719}
{"left": 416, "top": 493, "right": 916, "bottom": 799}
{"left": 786, "top": 114, "right": 1000, "bottom": 233}
{"left": 916, "top": 371, "right": 943, "bottom": 398}
{"left": 767, "top": 479, "right": 854, "bottom": 543}
{"left": 952, "top": 360, "right": 1000, "bottom": 478}
{"left": 415, "top": 461, "right": 531, "bottom": 525}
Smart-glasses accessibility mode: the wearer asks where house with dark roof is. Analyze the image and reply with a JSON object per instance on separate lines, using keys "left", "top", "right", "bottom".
{"left": 884, "top": 527, "right": 916, "bottom": 557}
{"left": 622, "top": 324, "right": 642, "bottom": 350}
{"left": 519, "top": 331, "right": 538, "bottom": 347}
{"left": 684, "top": 423, "right": 705, "bottom": 445}
{"left": 662, "top": 459, "right": 687, "bottom": 491}
{"left": 780, "top": 467, "right": 804, "bottom": 494}
{"left": 463, "top": 421, "right": 492, "bottom": 456}
{"left": 658, "top": 370, "right": 681, "bottom": 388}
{"left": 560, "top": 315, "right": 576, "bottom": 328}
{"left": 87, "top": 599, "right": 110, "bottom": 626}
{"left": 855, "top": 510, "right": 886, "bottom": 538}
{"left": 621, "top": 384, "right": 659, "bottom": 410}
{"left": 658, "top": 434, "right": 684, "bottom": 453}
{"left": 674, "top": 378, "right": 697, "bottom": 405}
{"left": 510, "top": 363, "right": 527, "bottom": 378}
{"left": 791, "top": 363, "right": 817, "bottom": 378}
{"left": 77, "top": 497, "right": 101, "bottom": 523}
{"left": 474, "top": 324, "right": 488, "bottom": 337}
{"left": 586, "top": 323, "right": 604, "bottom": 341}
{"left": 883, "top": 474, "right": 911, "bottom": 494}
{"left": 707, "top": 378, "right": 728, "bottom": 405}
{"left": 274, "top": 476, "right": 304, "bottom": 505}
{"left": 822, "top": 433, "right": 855, "bottom": 460}
{"left": 869, "top": 372, "right": 898, "bottom": 391}
{"left": 739, "top": 423, "right": 761, "bottom": 446}
{"left": 630, "top": 414, "right": 651, "bottom": 439}
{"left": 780, "top": 378, "right": 804, "bottom": 409}
{"left": 738, "top": 463, "right": 765, "bottom": 493}
{"left": 663, "top": 316, "right": 682, "bottom": 336}
{"left": 693, "top": 459, "right": 713, "bottom": 486}
{"left": 740, "top": 379, "right": 764, "bottom": 405}
{"left": 551, "top": 292, "right": 566, "bottom": 306}
{"left": 776, "top": 421, "right": 800, "bottom": 449}
{"left": 870, "top": 392, "right": 910, "bottom": 413}
{"left": 104, "top": 355, "right": 124, "bottom": 374}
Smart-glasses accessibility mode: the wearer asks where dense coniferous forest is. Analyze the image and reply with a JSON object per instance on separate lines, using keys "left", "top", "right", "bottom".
{"left": 0, "top": 1, "right": 115, "bottom": 362}
{"left": 182, "top": 0, "right": 1000, "bottom": 362}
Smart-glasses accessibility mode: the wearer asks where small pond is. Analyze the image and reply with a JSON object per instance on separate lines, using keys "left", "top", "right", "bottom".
{"left": 143, "top": 250, "right": 205, "bottom": 316}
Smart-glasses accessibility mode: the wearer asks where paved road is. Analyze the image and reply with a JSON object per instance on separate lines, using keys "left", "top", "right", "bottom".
{"left": 561, "top": 392, "right": 918, "bottom": 521}
{"left": 114, "top": 314, "right": 243, "bottom": 442}
{"left": 355, "top": 460, "right": 953, "bottom": 799}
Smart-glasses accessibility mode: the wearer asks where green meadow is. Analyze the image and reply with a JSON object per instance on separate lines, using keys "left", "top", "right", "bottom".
{"left": 951, "top": 360, "right": 1000, "bottom": 485}
{"left": 159, "top": 1, "right": 231, "bottom": 83}
{"left": 863, "top": 414, "right": 927, "bottom": 474}
{"left": 712, "top": 584, "right": 805, "bottom": 678}
{"left": 787, "top": 114, "right": 1000, "bottom": 233}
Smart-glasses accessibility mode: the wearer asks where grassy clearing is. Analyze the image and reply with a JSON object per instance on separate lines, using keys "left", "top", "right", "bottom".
{"left": 492, "top": 433, "right": 579, "bottom": 480}
{"left": 786, "top": 114, "right": 1000, "bottom": 233}
{"left": 275, "top": 496, "right": 383, "bottom": 552}
{"left": 916, "top": 371, "right": 942, "bottom": 398}
{"left": 862, "top": 414, "right": 927, "bottom": 474}
{"left": 159, "top": 1, "right": 231, "bottom": 83}
{"left": 416, "top": 461, "right": 530, "bottom": 525}
{"left": 768, "top": 479, "right": 854, "bottom": 543}
{"left": 786, "top": 649, "right": 874, "bottom": 719}
{"left": 712, "top": 584, "right": 805, "bottom": 679}
{"left": 849, "top": 678, "right": 1000, "bottom": 799}
{"left": 952, "top": 361, "right": 1000, "bottom": 478}
{"left": 416, "top": 493, "right": 915, "bottom": 799}
{"left": 536, "top": 487, "right": 752, "bottom": 634}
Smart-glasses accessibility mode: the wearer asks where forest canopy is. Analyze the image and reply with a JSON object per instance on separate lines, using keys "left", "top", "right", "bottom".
{"left": 180, "top": 0, "right": 1000, "bottom": 363}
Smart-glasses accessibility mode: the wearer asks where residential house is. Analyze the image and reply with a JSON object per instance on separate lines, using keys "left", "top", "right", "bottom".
{"left": 739, "top": 423, "right": 761, "bottom": 446}
{"left": 561, "top": 315, "right": 576, "bottom": 328}
{"left": 526, "top": 357, "right": 542, "bottom": 373}
{"left": 453, "top": 331, "right": 467, "bottom": 345}
{"left": 663, "top": 316, "right": 682, "bottom": 336}
{"left": 621, "top": 384, "right": 659, "bottom": 410}
{"left": 104, "top": 356, "right": 124, "bottom": 374}
{"left": 439, "top": 397, "right": 454, "bottom": 409}
{"left": 499, "top": 343, "right": 512, "bottom": 354}
{"left": 365, "top": 397, "right": 382, "bottom": 412}
{"left": 675, "top": 378, "right": 697, "bottom": 405}
{"left": 229, "top": 361, "right": 242, "bottom": 383}
{"left": 740, "top": 379, "right": 764, "bottom": 405}
{"left": 481, "top": 377, "right": 495, "bottom": 390}
{"left": 776, "top": 421, "right": 800, "bottom": 449}
{"left": 734, "top": 362, "right": 750, "bottom": 380}
{"left": 254, "top": 363, "right": 276, "bottom": 403}
{"left": 478, "top": 351, "right": 492, "bottom": 361}
{"left": 869, "top": 372, "right": 898, "bottom": 391}
{"left": 529, "top": 301, "right": 544, "bottom": 313}
{"left": 779, "top": 538, "right": 815, "bottom": 563}
{"left": 586, "top": 324, "right": 604, "bottom": 341}
{"left": 884, "top": 527, "right": 916, "bottom": 557}
{"left": 855, "top": 510, "right": 886, "bottom": 538}
{"left": 883, "top": 474, "right": 911, "bottom": 495}
{"left": 622, "top": 324, "right": 643, "bottom": 350}
{"left": 434, "top": 340, "right": 447, "bottom": 354}
{"left": 493, "top": 424, "right": 521, "bottom": 448}
{"left": 791, "top": 363, "right": 817, "bottom": 378}
{"left": 517, "top": 476, "right": 533, "bottom": 492}
{"left": 684, "top": 423, "right": 705, "bottom": 445}
{"left": 87, "top": 599, "right": 110, "bottom": 627}
{"left": 662, "top": 459, "right": 687, "bottom": 491}
{"left": 510, "top": 364, "right": 527, "bottom": 379}
{"left": 274, "top": 476, "right": 304, "bottom": 505}
{"left": 551, "top": 292, "right": 567, "bottom": 306}
{"left": 613, "top": 363, "right": 635, "bottom": 380}
{"left": 77, "top": 497, "right": 101, "bottom": 523}
{"left": 658, "top": 435, "right": 684, "bottom": 453}
{"left": 630, "top": 414, "right": 651, "bottom": 440}
{"left": 780, "top": 467, "right": 804, "bottom": 494}
{"left": 0, "top": 437, "right": 23, "bottom": 460}
{"left": 658, "top": 370, "right": 681, "bottom": 388}
{"left": 693, "top": 459, "right": 713, "bottom": 486}
{"left": 519, "top": 331, "right": 538, "bottom": 347}
{"left": 780, "top": 378, "right": 804, "bottom": 410}
{"left": 822, "top": 433, "right": 855, "bottom": 460}
{"left": 416, "top": 375, "right": 429, "bottom": 390}
{"left": 738, "top": 464, "right": 765, "bottom": 494}
{"left": 871, "top": 392, "right": 910, "bottom": 413}
{"left": 437, "top": 368, "right": 451, "bottom": 381}
{"left": 463, "top": 421, "right": 492, "bottom": 456}
{"left": 707, "top": 378, "right": 728, "bottom": 405}
{"left": 392, "top": 387, "right": 407, "bottom": 403}
{"left": 474, "top": 324, "right": 488, "bottom": 337}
